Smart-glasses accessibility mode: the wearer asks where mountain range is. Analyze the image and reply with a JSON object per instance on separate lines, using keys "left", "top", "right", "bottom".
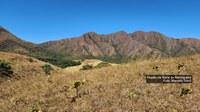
{"left": 1, "top": 26, "right": 200, "bottom": 63}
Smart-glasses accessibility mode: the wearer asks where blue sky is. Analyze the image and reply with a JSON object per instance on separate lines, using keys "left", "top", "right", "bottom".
{"left": 0, "top": 0, "right": 200, "bottom": 43}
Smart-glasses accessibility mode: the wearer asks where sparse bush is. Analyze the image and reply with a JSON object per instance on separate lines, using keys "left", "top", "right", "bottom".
{"left": 177, "top": 63, "right": 185, "bottom": 69}
{"left": 42, "top": 64, "right": 53, "bottom": 75}
{"left": 0, "top": 59, "right": 13, "bottom": 77}
{"left": 94, "top": 62, "right": 112, "bottom": 68}
{"left": 153, "top": 66, "right": 159, "bottom": 70}
{"left": 81, "top": 64, "right": 93, "bottom": 70}
{"left": 146, "top": 89, "right": 151, "bottom": 94}
{"left": 29, "top": 106, "right": 39, "bottom": 112}
{"left": 38, "top": 99, "right": 44, "bottom": 104}
{"left": 27, "top": 57, "right": 34, "bottom": 62}
{"left": 180, "top": 86, "right": 192, "bottom": 98}
{"left": 128, "top": 91, "right": 137, "bottom": 98}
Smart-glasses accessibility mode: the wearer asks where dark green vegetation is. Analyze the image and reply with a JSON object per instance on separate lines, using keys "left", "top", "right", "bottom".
{"left": 37, "top": 57, "right": 81, "bottom": 68}
{"left": 0, "top": 59, "right": 13, "bottom": 77}
{"left": 81, "top": 64, "right": 93, "bottom": 70}
{"left": 41, "top": 64, "right": 53, "bottom": 75}
{"left": 79, "top": 55, "right": 133, "bottom": 64}
{"left": 100, "top": 55, "right": 133, "bottom": 64}
{"left": 94, "top": 62, "right": 112, "bottom": 68}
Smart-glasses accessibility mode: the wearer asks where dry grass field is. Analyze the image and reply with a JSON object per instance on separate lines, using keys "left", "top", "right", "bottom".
{"left": 0, "top": 52, "right": 200, "bottom": 112}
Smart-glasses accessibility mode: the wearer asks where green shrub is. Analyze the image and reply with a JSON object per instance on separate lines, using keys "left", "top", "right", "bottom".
{"left": 73, "top": 81, "right": 82, "bottom": 89}
{"left": 27, "top": 57, "right": 34, "bottom": 62}
{"left": 177, "top": 63, "right": 185, "bottom": 69}
{"left": 128, "top": 91, "right": 137, "bottom": 98}
{"left": 94, "top": 62, "right": 111, "bottom": 68}
{"left": 42, "top": 64, "right": 53, "bottom": 75}
{"left": 80, "top": 64, "right": 93, "bottom": 70}
{"left": 0, "top": 59, "right": 13, "bottom": 77}
{"left": 180, "top": 86, "right": 192, "bottom": 98}
{"left": 29, "top": 106, "right": 39, "bottom": 112}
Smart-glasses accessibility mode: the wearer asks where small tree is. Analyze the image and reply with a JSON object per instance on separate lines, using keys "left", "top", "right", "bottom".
{"left": 69, "top": 79, "right": 88, "bottom": 102}
{"left": 71, "top": 80, "right": 82, "bottom": 97}
{"left": 0, "top": 59, "right": 13, "bottom": 77}
{"left": 42, "top": 64, "right": 53, "bottom": 75}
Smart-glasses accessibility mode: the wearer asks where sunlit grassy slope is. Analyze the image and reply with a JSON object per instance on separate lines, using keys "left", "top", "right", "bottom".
{"left": 64, "top": 59, "right": 118, "bottom": 72}
{"left": 0, "top": 51, "right": 200, "bottom": 111}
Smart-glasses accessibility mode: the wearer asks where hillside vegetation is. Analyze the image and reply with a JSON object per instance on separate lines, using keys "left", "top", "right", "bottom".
{"left": 0, "top": 52, "right": 200, "bottom": 111}
{"left": 0, "top": 52, "right": 61, "bottom": 82}
{"left": 0, "top": 26, "right": 81, "bottom": 68}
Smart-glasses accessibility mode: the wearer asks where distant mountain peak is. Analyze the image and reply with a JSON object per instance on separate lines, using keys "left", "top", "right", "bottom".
{"left": 133, "top": 30, "right": 145, "bottom": 33}
{"left": 0, "top": 26, "right": 7, "bottom": 32}
{"left": 112, "top": 31, "right": 127, "bottom": 35}
{"left": 84, "top": 32, "right": 98, "bottom": 36}
{"left": 0, "top": 26, "right": 18, "bottom": 42}
{"left": 133, "top": 30, "right": 164, "bottom": 35}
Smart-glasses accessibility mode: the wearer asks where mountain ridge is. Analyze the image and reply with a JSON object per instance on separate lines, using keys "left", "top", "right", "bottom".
{"left": 1, "top": 26, "right": 200, "bottom": 63}
{"left": 40, "top": 30, "right": 200, "bottom": 60}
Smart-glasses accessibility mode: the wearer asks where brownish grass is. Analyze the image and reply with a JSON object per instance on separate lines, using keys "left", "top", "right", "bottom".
{"left": 0, "top": 52, "right": 200, "bottom": 111}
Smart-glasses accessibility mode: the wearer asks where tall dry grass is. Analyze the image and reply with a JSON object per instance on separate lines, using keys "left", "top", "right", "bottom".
{"left": 0, "top": 52, "right": 200, "bottom": 111}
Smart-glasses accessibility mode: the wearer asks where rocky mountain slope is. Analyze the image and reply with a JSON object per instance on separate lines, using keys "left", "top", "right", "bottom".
{"left": 1, "top": 26, "right": 200, "bottom": 62}
{"left": 130, "top": 31, "right": 200, "bottom": 56}
{"left": 41, "top": 30, "right": 200, "bottom": 60}
{"left": 41, "top": 31, "right": 167, "bottom": 59}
